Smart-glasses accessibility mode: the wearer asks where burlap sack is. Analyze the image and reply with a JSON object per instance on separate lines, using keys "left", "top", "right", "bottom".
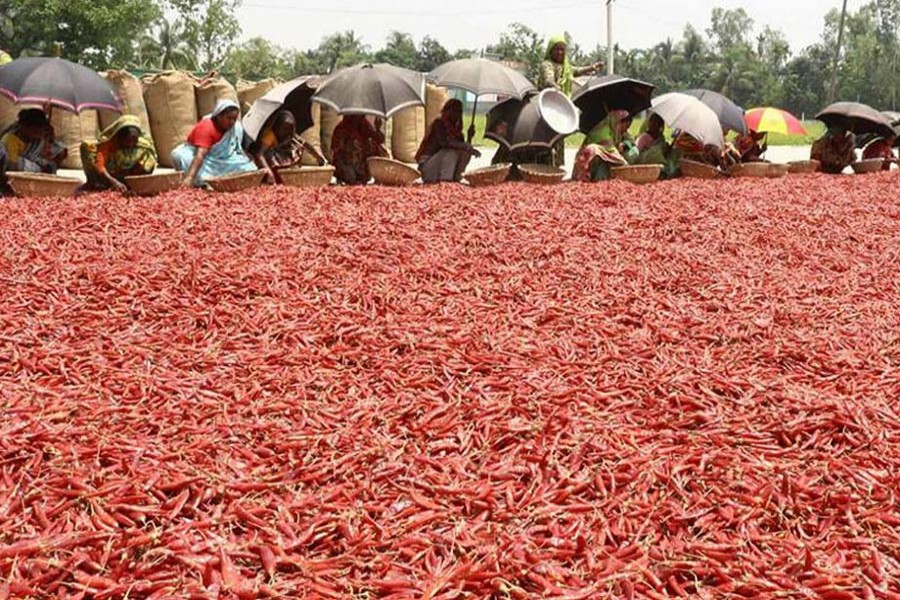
{"left": 143, "top": 71, "right": 198, "bottom": 168}
{"left": 99, "top": 70, "right": 151, "bottom": 134}
{"left": 51, "top": 109, "right": 99, "bottom": 169}
{"left": 236, "top": 79, "right": 277, "bottom": 115}
{"left": 300, "top": 102, "right": 322, "bottom": 166}
{"left": 0, "top": 96, "right": 17, "bottom": 134}
{"left": 196, "top": 73, "right": 239, "bottom": 118}
{"left": 425, "top": 84, "right": 450, "bottom": 130}
{"left": 391, "top": 106, "right": 426, "bottom": 163}
{"left": 319, "top": 105, "right": 341, "bottom": 162}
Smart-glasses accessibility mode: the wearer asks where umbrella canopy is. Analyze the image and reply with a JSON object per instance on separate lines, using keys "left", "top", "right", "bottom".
{"left": 486, "top": 90, "right": 573, "bottom": 151}
{"left": 428, "top": 58, "right": 535, "bottom": 98}
{"left": 0, "top": 57, "right": 120, "bottom": 113}
{"left": 572, "top": 74, "right": 654, "bottom": 133}
{"left": 745, "top": 107, "right": 806, "bottom": 136}
{"left": 312, "top": 63, "right": 425, "bottom": 119}
{"left": 683, "top": 89, "right": 747, "bottom": 135}
{"left": 651, "top": 93, "right": 725, "bottom": 149}
{"left": 816, "top": 102, "right": 895, "bottom": 137}
{"left": 244, "top": 75, "right": 321, "bottom": 141}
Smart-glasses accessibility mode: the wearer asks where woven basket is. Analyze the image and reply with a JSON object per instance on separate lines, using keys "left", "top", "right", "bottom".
{"left": 767, "top": 164, "right": 789, "bottom": 178}
{"left": 279, "top": 166, "right": 335, "bottom": 188}
{"left": 728, "top": 162, "right": 770, "bottom": 178}
{"left": 519, "top": 163, "right": 565, "bottom": 184}
{"left": 851, "top": 159, "right": 884, "bottom": 174}
{"left": 207, "top": 170, "right": 264, "bottom": 193}
{"left": 7, "top": 173, "right": 81, "bottom": 198}
{"left": 125, "top": 172, "right": 183, "bottom": 196}
{"left": 680, "top": 160, "right": 721, "bottom": 180}
{"left": 611, "top": 164, "right": 662, "bottom": 184}
{"left": 787, "top": 160, "right": 820, "bottom": 174}
{"left": 367, "top": 157, "right": 420, "bottom": 186}
{"left": 465, "top": 163, "right": 511, "bottom": 187}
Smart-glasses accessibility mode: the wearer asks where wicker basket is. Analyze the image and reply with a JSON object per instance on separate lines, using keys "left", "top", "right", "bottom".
{"left": 851, "top": 159, "right": 884, "bottom": 174}
{"left": 7, "top": 173, "right": 81, "bottom": 198}
{"left": 787, "top": 160, "right": 820, "bottom": 174}
{"left": 125, "top": 172, "right": 183, "bottom": 196}
{"left": 465, "top": 163, "right": 511, "bottom": 187}
{"left": 367, "top": 157, "right": 420, "bottom": 186}
{"left": 519, "top": 163, "right": 566, "bottom": 184}
{"left": 767, "top": 164, "right": 789, "bottom": 178}
{"left": 728, "top": 162, "right": 770, "bottom": 178}
{"left": 610, "top": 164, "right": 662, "bottom": 184}
{"left": 207, "top": 170, "right": 265, "bottom": 193}
{"left": 680, "top": 160, "right": 721, "bottom": 180}
{"left": 279, "top": 166, "right": 335, "bottom": 188}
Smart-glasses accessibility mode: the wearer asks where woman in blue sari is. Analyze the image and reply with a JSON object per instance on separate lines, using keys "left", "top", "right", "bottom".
{"left": 172, "top": 100, "right": 256, "bottom": 187}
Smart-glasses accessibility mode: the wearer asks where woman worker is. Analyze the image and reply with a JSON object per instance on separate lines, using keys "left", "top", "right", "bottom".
{"left": 572, "top": 109, "right": 637, "bottom": 182}
{"left": 172, "top": 100, "right": 257, "bottom": 187}
{"left": 538, "top": 36, "right": 604, "bottom": 167}
{"left": 1, "top": 108, "right": 68, "bottom": 174}
{"left": 79, "top": 115, "right": 157, "bottom": 193}
{"left": 330, "top": 115, "right": 389, "bottom": 185}
{"left": 416, "top": 99, "right": 480, "bottom": 183}
{"left": 810, "top": 120, "right": 856, "bottom": 174}
{"left": 250, "top": 110, "right": 327, "bottom": 184}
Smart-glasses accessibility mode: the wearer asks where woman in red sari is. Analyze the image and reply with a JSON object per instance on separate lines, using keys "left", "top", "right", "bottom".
{"left": 861, "top": 135, "right": 897, "bottom": 171}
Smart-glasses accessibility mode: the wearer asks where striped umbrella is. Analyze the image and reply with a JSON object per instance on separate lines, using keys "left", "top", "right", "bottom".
{"left": 745, "top": 107, "right": 806, "bottom": 136}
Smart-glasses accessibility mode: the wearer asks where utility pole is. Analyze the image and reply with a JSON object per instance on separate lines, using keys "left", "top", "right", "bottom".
{"left": 829, "top": 0, "right": 849, "bottom": 102}
{"left": 607, "top": 0, "right": 615, "bottom": 75}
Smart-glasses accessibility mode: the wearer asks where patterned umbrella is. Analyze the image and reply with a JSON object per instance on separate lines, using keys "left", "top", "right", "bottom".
{"left": 745, "top": 107, "right": 806, "bottom": 136}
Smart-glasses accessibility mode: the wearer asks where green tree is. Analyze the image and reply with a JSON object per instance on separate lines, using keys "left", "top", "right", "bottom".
{"left": 315, "top": 31, "right": 369, "bottom": 73}
{"left": 374, "top": 31, "right": 418, "bottom": 69}
{"left": 417, "top": 36, "right": 451, "bottom": 72}
{"left": 225, "top": 37, "right": 291, "bottom": 80}
{"left": 168, "top": 0, "right": 242, "bottom": 71}
{"left": 0, "top": 0, "right": 161, "bottom": 69}
{"left": 493, "top": 23, "right": 544, "bottom": 81}
{"left": 137, "top": 17, "right": 196, "bottom": 70}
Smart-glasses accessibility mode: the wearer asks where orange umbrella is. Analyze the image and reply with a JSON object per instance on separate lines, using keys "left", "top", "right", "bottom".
{"left": 745, "top": 107, "right": 806, "bottom": 136}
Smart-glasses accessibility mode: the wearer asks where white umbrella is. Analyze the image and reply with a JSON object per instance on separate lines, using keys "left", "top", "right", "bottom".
{"left": 651, "top": 93, "right": 725, "bottom": 149}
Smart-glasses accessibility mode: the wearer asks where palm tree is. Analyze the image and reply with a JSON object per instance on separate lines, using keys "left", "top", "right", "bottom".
{"left": 138, "top": 18, "right": 197, "bottom": 70}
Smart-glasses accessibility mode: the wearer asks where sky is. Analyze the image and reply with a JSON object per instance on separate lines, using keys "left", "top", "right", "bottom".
{"left": 235, "top": 0, "right": 862, "bottom": 56}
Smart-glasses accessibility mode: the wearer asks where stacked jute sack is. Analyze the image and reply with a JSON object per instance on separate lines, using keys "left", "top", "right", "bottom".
{"left": 1, "top": 73, "right": 450, "bottom": 170}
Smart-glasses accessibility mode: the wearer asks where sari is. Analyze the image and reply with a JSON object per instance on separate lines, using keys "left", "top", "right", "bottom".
{"left": 736, "top": 131, "right": 767, "bottom": 162}
{"left": 538, "top": 36, "right": 575, "bottom": 97}
{"left": 1, "top": 127, "right": 67, "bottom": 174}
{"left": 80, "top": 115, "right": 157, "bottom": 189}
{"left": 810, "top": 127, "right": 856, "bottom": 174}
{"left": 331, "top": 116, "right": 388, "bottom": 185}
{"left": 171, "top": 100, "right": 256, "bottom": 186}
{"left": 573, "top": 110, "right": 635, "bottom": 182}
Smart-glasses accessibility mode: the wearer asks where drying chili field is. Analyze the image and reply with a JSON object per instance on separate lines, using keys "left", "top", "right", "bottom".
{"left": 2, "top": 174, "right": 900, "bottom": 599}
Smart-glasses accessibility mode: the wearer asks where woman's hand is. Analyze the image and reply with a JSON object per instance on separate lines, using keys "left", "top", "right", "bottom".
{"left": 180, "top": 175, "right": 194, "bottom": 188}
{"left": 111, "top": 179, "right": 129, "bottom": 194}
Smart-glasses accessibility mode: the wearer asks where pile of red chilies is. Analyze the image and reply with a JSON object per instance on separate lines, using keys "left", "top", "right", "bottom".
{"left": 1, "top": 174, "right": 899, "bottom": 599}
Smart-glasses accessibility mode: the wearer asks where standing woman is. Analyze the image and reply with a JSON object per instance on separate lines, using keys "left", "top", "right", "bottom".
{"left": 79, "top": 115, "right": 157, "bottom": 193}
{"left": 172, "top": 100, "right": 257, "bottom": 187}
{"left": 250, "top": 110, "right": 327, "bottom": 184}
{"left": 416, "top": 99, "right": 480, "bottom": 183}
{"left": 537, "top": 36, "right": 604, "bottom": 167}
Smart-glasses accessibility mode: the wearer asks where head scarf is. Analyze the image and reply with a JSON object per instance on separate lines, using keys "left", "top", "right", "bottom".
{"left": 18, "top": 108, "right": 49, "bottom": 128}
{"left": 208, "top": 99, "right": 241, "bottom": 120}
{"left": 98, "top": 115, "right": 144, "bottom": 145}
{"left": 586, "top": 109, "right": 630, "bottom": 147}
{"left": 545, "top": 35, "right": 574, "bottom": 97}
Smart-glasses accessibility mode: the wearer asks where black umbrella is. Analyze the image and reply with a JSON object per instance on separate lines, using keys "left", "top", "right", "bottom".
{"left": 243, "top": 75, "right": 320, "bottom": 141}
{"left": 816, "top": 102, "right": 895, "bottom": 137}
{"left": 312, "top": 63, "right": 424, "bottom": 119}
{"left": 0, "top": 57, "right": 120, "bottom": 113}
{"left": 683, "top": 89, "right": 747, "bottom": 135}
{"left": 572, "top": 74, "right": 654, "bottom": 133}
{"left": 485, "top": 91, "right": 573, "bottom": 151}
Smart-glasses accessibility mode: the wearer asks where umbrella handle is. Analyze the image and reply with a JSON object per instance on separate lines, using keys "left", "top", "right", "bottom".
{"left": 468, "top": 97, "right": 479, "bottom": 144}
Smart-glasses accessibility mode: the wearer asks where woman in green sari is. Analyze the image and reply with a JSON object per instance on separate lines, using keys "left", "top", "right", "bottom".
{"left": 538, "top": 36, "right": 603, "bottom": 167}
{"left": 79, "top": 115, "right": 157, "bottom": 193}
{"left": 572, "top": 109, "right": 637, "bottom": 182}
